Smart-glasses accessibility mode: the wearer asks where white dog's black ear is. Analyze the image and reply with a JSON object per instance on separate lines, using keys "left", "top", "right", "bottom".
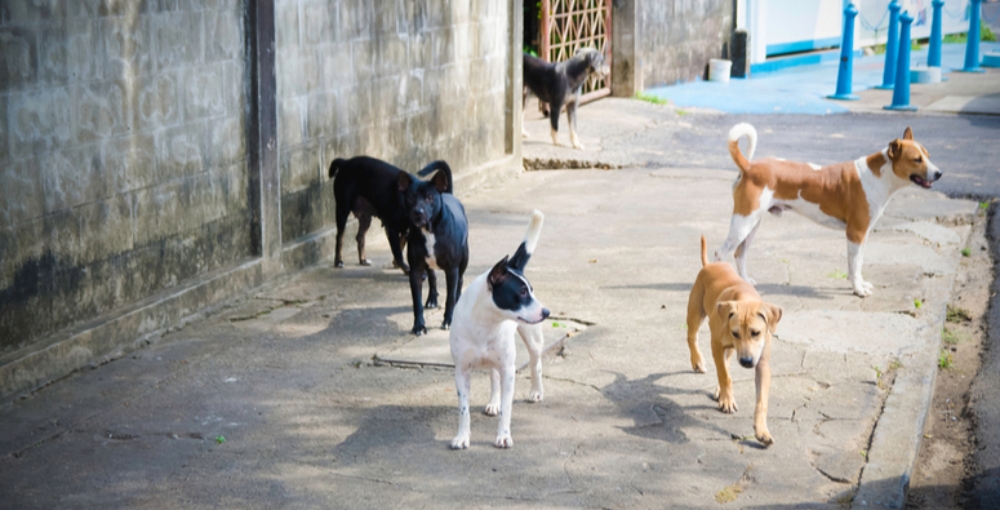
{"left": 488, "top": 256, "right": 510, "bottom": 289}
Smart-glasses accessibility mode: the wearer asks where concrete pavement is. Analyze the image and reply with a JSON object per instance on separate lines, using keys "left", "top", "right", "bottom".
{"left": 0, "top": 103, "right": 982, "bottom": 507}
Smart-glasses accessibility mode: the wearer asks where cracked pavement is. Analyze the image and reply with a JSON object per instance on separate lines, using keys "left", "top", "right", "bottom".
{"left": 0, "top": 99, "right": 985, "bottom": 508}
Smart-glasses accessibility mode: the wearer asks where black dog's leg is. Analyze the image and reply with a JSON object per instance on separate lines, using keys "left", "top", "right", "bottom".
{"left": 408, "top": 264, "right": 427, "bottom": 336}
{"left": 548, "top": 98, "right": 563, "bottom": 146}
{"left": 334, "top": 194, "right": 351, "bottom": 268}
{"left": 425, "top": 269, "right": 439, "bottom": 309}
{"left": 442, "top": 267, "right": 460, "bottom": 330}
{"left": 386, "top": 227, "right": 409, "bottom": 274}
{"left": 355, "top": 212, "right": 373, "bottom": 266}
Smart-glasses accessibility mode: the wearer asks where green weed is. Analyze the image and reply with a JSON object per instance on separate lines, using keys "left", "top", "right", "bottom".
{"left": 961, "top": 247, "right": 972, "bottom": 257}
{"left": 634, "top": 92, "right": 669, "bottom": 105}
{"left": 827, "top": 269, "right": 848, "bottom": 280}
{"left": 946, "top": 305, "right": 972, "bottom": 323}
{"left": 938, "top": 350, "right": 954, "bottom": 369}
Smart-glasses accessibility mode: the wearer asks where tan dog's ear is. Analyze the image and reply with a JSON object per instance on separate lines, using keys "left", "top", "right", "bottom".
{"left": 716, "top": 301, "right": 736, "bottom": 322}
{"left": 903, "top": 127, "right": 913, "bottom": 140}
{"left": 760, "top": 303, "right": 783, "bottom": 333}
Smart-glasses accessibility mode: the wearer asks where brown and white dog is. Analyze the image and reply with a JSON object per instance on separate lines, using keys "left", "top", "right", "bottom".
{"left": 715, "top": 123, "right": 943, "bottom": 297}
{"left": 687, "top": 236, "right": 782, "bottom": 446}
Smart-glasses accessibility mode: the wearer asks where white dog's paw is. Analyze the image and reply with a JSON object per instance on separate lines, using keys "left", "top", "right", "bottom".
{"left": 450, "top": 435, "right": 470, "bottom": 450}
{"left": 527, "top": 391, "right": 543, "bottom": 403}
{"left": 852, "top": 280, "right": 874, "bottom": 297}
{"left": 494, "top": 434, "right": 513, "bottom": 449}
{"left": 484, "top": 402, "right": 500, "bottom": 416}
{"left": 743, "top": 276, "right": 757, "bottom": 286}
{"left": 713, "top": 250, "right": 724, "bottom": 262}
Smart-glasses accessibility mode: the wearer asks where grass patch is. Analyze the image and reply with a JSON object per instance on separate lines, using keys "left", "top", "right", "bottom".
{"left": 938, "top": 350, "right": 954, "bottom": 369}
{"left": 634, "top": 92, "right": 669, "bottom": 105}
{"left": 943, "top": 21, "right": 998, "bottom": 43}
{"left": 962, "top": 247, "right": 972, "bottom": 257}
{"left": 827, "top": 269, "right": 848, "bottom": 280}
{"left": 943, "top": 328, "right": 968, "bottom": 345}
{"left": 946, "top": 304, "right": 973, "bottom": 323}
{"left": 914, "top": 299, "right": 923, "bottom": 309}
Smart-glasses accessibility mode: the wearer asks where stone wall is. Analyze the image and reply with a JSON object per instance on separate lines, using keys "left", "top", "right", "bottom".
{"left": 0, "top": 0, "right": 251, "bottom": 356}
{"left": 638, "top": 0, "right": 734, "bottom": 88}
{"left": 612, "top": 0, "right": 734, "bottom": 95}
{"left": 275, "top": 0, "right": 511, "bottom": 242}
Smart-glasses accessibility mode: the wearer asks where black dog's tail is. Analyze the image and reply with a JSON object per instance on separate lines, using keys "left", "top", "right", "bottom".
{"left": 417, "top": 160, "right": 453, "bottom": 194}
{"left": 328, "top": 158, "right": 347, "bottom": 179}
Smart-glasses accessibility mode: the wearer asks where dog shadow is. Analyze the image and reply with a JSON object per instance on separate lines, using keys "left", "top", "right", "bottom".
{"left": 599, "top": 370, "right": 733, "bottom": 445}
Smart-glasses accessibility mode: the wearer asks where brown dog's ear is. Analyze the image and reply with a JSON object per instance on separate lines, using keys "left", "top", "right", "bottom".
{"left": 431, "top": 170, "right": 449, "bottom": 193}
{"left": 903, "top": 127, "right": 913, "bottom": 140}
{"left": 398, "top": 172, "right": 413, "bottom": 192}
{"left": 487, "top": 256, "right": 510, "bottom": 290}
{"left": 761, "top": 303, "right": 783, "bottom": 333}
{"left": 716, "top": 301, "right": 736, "bottom": 322}
{"left": 887, "top": 139, "right": 903, "bottom": 160}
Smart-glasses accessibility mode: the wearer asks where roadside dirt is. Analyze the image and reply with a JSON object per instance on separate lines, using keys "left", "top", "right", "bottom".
{"left": 906, "top": 206, "right": 993, "bottom": 509}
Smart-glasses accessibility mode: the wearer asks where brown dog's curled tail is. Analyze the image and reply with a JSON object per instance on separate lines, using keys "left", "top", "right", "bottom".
{"left": 700, "top": 235, "right": 709, "bottom": 268}
{"left": 727, "top": 123, "right": 757, "bottom": 174}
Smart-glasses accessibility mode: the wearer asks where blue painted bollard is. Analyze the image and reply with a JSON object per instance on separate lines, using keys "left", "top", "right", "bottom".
{"left": 829, "top": 3, "right": 860, "bottom": 101}
{"left": 877, "top": 1, "right": 902, "bottom": 89}
{"left": 928, "top": 0, "right": 944, "bottom": 68}
{"left": 960, "top": 0, "right": 984, "bottom": 72}
{"left": 885, "top": 11, "right": 917, "bottom": 111}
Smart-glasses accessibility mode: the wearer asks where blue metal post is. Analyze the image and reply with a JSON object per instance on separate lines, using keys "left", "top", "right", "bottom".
{"left": 928, "top": 0, "right": 944, "bottom": 67}
{"left": 960, "top": 0, "right": 984, "bottom": 72}
{"left": 877, "top": 1, "right": 902, "bottom": 89}
{"left": 885, "top": 11, "right": 917, "bottom": 111}
{"left": 829, "top": 3, "right": 860, "bottom": 100}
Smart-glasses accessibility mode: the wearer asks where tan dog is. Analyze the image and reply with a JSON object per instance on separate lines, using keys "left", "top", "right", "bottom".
{"left": 715, "top": 124, "right": 943, "bottom": 297}
{"left": 687, "top": 236, "right": 783, "bottom": 446}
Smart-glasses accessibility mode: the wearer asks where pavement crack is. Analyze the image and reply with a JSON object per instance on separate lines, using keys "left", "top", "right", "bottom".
{"left": 543, "top": 374, "right": 601, "bottom": 393}
{"left": 815, "top": 465, "right": 853, "bottom": 484}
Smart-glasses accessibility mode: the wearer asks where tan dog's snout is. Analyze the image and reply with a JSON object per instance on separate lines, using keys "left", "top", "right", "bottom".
{"left": 717, "top": 301, "right": 782, "bottom": 369}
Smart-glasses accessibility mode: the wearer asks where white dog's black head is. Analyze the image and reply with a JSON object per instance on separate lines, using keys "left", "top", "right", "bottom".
{"left": 398, "top": 161, "right": 452, "bottom": 229}
{"left": 487, "top": 249, "right": 549, "bottom": 324}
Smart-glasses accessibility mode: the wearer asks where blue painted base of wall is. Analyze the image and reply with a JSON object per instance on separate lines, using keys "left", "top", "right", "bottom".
{"left": 750, "top": 48, "right": 861, "bottom": 74}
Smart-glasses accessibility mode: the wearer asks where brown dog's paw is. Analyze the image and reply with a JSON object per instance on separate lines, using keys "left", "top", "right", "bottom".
{"left": 717, "top": 392, "right": 738, "bottom": 413}
{"left": 755, "top": 428, "right": 773, "bottom": 447}
{"left": 691, "top": 355, "right": 706, "bottom": 373}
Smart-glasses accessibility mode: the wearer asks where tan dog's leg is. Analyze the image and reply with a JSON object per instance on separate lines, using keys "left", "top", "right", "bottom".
{"left": 686, "top": 283, "right": 707, "bottom": 373}
{"left": 550, "top": 128, "right": 559, "bottom": 146}
{"left": 712, "top": 338, "right": 738, "bottom": 413}
{"left": 754, "top": 340, "right": 773, "bottom": 445}
{"left": 356, "top": 213, "right": 373, "bottom": 266}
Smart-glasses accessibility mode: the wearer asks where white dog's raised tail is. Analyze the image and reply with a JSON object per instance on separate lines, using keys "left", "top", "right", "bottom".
{"left": 728, "top": 123, "right": 758, "bottom": 172}
{"left": 524, "top": 210, "right": 544, "bottom": 255}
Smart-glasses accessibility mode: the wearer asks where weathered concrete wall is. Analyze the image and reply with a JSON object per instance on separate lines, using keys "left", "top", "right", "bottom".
{"left": 613, "top": 0, "right": 734, "bottom": 95}
{"left": 275, "top": 0, "right": 511, "bottom": 242}
{"left": 0, "top": 0, "right": 251, "bottom": 356}
{"left": 638, "top": 0, "right": 734, "bottom": 88}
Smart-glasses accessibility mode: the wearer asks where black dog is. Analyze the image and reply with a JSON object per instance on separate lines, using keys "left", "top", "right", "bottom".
{"left": 399, "top": 161, "right": 469, "bottom": 336}
{"left": 329, "top": 156, "right": 410, "bottom": 273}
{"left": 523, "top": 47, "right": 609, "bottom": 150}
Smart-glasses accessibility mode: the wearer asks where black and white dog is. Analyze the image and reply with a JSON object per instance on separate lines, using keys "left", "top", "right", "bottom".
{"left": 329, "top": 156, "right": 409, "bottom": 273}
{"left": 449, "top": 210, "right": 550, "bottom": 450}
{"left": 399, "top": 161, "right": 469, "bottom": 336}
{"left": 523, "top": 47, "right": 609, "bottom": 149}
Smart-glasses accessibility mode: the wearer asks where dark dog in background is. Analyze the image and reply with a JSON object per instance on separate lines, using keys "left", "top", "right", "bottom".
{"left": 399, "top": 161, "right": 469, "bottom": 336}
{"left": 329, "top": 156, "right": 410, "bottom": 273}
{"left": 522, "top": 47, "right": 609, "bottom": 149}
